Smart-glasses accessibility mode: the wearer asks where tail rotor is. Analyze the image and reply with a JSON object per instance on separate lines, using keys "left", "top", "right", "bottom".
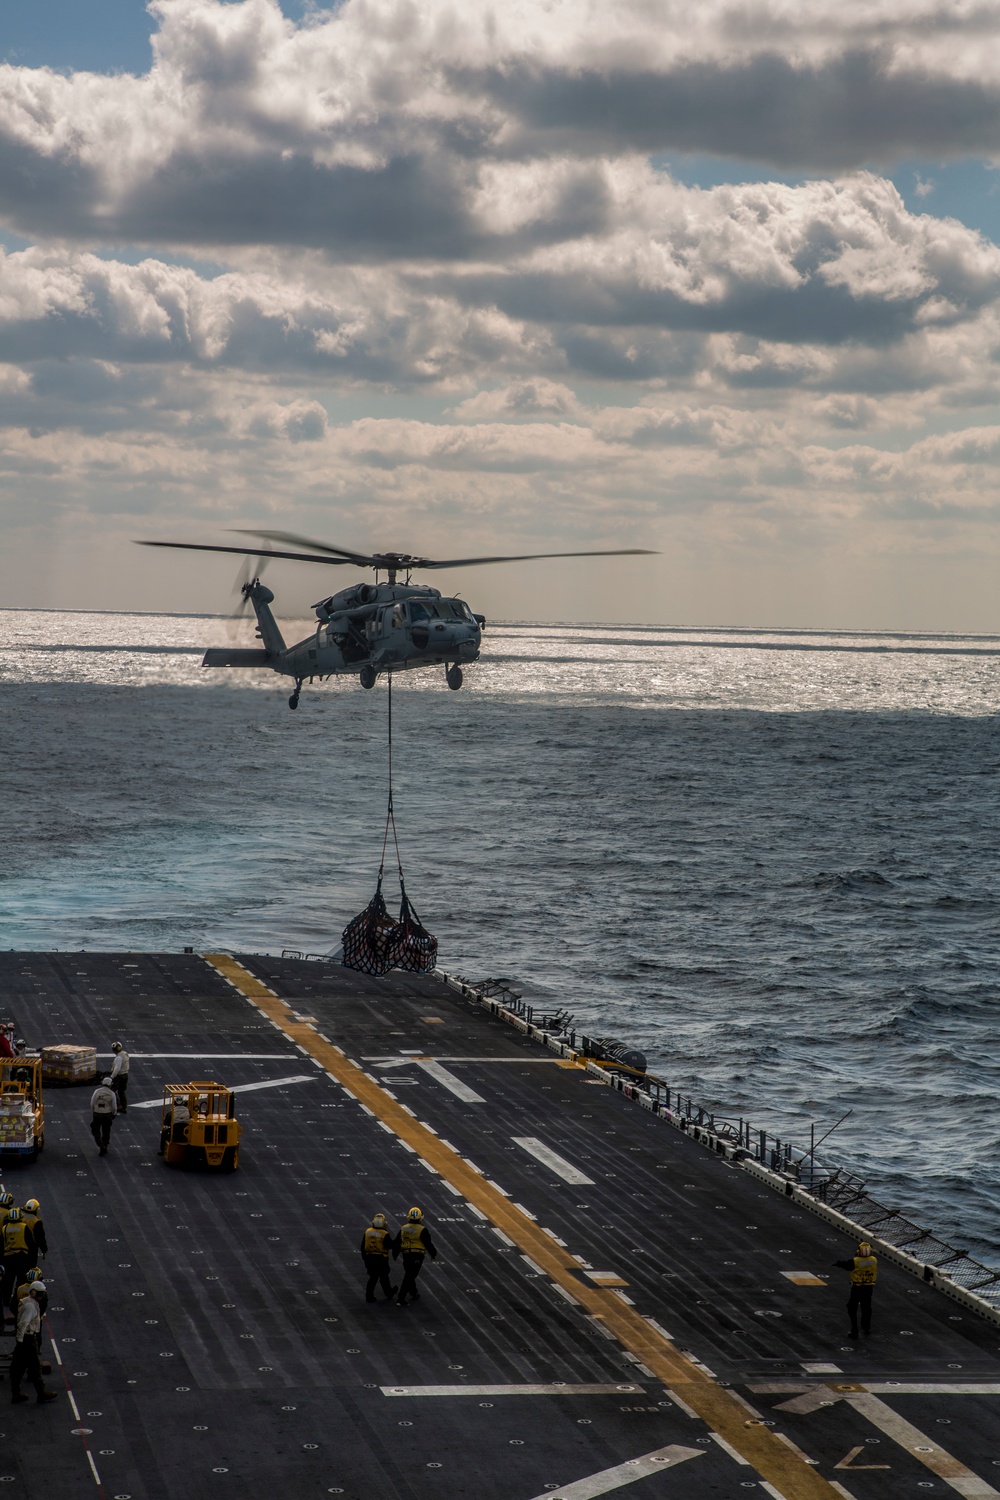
{"left": 226, "top": 550, "right": 271, "bottom": 643}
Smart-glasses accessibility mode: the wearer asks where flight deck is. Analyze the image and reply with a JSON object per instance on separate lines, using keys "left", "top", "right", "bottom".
{"left": 1, "top": 951, "right": 999, "bottom": 1500}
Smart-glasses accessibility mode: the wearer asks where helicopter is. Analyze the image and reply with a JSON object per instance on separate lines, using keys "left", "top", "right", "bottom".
{"left": 136, "top": 529, "right": 656, "bottom": 709}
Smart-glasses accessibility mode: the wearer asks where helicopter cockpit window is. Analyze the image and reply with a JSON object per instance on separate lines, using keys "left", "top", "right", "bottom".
{"left": 409, "top": 602, "right": 433, "bottom": 622}
{"left": 392, "top": 604, "right": 405, "bottom": 628}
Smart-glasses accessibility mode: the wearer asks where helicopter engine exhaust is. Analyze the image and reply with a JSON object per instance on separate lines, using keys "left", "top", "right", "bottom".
{"left": 314, "top": 582, "right": 378, "bottom": 619}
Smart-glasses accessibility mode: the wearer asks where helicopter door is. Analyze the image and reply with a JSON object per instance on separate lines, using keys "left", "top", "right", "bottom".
{"left": 408, "top": 602, "right": 431, "bottom": 650}
{"left": 340, "top": 612, "right": 371, "bottom": 664}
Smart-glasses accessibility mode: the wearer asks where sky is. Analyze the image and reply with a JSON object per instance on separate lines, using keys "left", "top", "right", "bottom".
{"left": 3, "top": 1, "right": 1000, "bottom": 627}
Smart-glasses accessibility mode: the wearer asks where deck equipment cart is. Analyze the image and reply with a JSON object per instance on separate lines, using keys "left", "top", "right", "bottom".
{"left": 0, "top": 1054, "right": 44, "bottom": 1160}
{"left": 159, "top": 1080, "right": 242, "bottom": 1170}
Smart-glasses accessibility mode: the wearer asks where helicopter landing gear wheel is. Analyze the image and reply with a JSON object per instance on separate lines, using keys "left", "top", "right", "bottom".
{"left": 446, "top": 664, "right": 463, "bottom": 691}
{"left": 360, "top": 665, "right": 377, "bottom": 690}
{"left": 288, "top": 683, "right": 301, "bottom": 710}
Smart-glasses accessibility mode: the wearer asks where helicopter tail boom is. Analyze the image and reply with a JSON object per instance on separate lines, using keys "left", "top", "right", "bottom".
{"left": 243, "top": 580, "right": 287, "bottom": 656}
{"left": 202, "top": 648, "right": 273, "bottom": 668}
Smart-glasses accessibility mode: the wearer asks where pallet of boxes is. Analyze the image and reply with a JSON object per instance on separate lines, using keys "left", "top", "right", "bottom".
{"left": 41, "top": 1044, "right": 98, "bottom": 1086}
{"left": 0, "top": 1092, "right": 35, "bottom": 1153}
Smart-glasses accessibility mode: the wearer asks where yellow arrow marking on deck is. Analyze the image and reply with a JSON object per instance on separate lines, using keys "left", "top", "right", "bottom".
{"left": 204, "top": 954, "right": 845, "bottom": 1500}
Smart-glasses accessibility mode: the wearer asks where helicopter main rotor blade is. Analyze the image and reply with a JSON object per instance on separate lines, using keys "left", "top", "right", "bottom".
{"left": 135, "top": 540, "right": 355, "bottom": 566}
{"left": 418, "top": 547, "right": 658, "bottom": 568}
{"left": 136, "top": 538, "right": 659, "bottom": 572}
{"left": 232, "top": 529, "right": 377, "bottom": 568}
{"left": 241, "top": 532, "right": 658, "bottom": 570}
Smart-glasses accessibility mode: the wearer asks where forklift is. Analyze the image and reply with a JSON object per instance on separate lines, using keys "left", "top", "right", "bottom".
{"left": 0, "top": 1054, "right": 45, "bottom": 1161}
{"left": 159, "top": 1081, "right": 242, "bottom": 1170}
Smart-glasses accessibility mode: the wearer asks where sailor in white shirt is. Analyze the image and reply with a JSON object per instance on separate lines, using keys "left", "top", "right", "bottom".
{"left": 10, "top": 1286, "right": 57, "bottom": 1404}
{"left": 110, "top": 1042, "right": 129, "bottom": 1113}
{"left": 90, "top": 1077, "right": 118, "bottom": 1156}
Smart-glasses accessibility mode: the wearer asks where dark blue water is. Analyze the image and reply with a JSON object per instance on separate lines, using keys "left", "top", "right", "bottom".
{"left": 1, "top": 611, "right": 998, "bottom": 1261}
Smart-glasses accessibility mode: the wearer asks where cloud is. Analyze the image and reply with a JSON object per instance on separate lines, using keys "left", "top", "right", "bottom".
{"left": 4, "top": 0, "right": 1000, "bottom": 258}
{"left": 450, "top": 379, "right": 581, "bottom": 419}
{"left": 4, "top": 171, "right": 999, "bottom": 389}
{"left": 5, "top": 0, "right": 1000, "bottom": 623}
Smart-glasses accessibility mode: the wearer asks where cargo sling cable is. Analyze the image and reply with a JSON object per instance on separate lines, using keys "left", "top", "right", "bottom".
{"left": 341, "top": 674, "right": 437, "bottom": 975}
{"left": 205, "top": 952, "right": 848, "bottom": 1500}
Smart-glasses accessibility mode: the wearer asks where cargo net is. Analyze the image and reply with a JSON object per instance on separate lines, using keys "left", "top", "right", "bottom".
{"left": 341, "top": 676, "right": 438, "bottom": 976}
{"left": 341, "top": 877, "right": 438, "bottom": 977}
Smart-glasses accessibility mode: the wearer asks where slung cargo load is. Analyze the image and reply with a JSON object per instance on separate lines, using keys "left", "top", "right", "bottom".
{"left": 341, "top": 878, "right": 438, "bottom": 976}
{"left": 159, "top": 1080, "right": 242, "bottom": 1171}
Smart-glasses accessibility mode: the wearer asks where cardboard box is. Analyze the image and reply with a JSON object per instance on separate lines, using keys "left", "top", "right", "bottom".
{"left": 41, "top": 1044, "right": 97, "bottom": 1082}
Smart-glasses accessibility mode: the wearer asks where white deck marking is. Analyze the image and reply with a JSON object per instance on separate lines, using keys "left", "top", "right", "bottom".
{"left": 710, "top": 1432, "right": 750, "bottom": 1464}
{"left": 130, "top": 1074, "right": 317, "bottom": 1108}
{"left": 525, "top": 1445, "right": 703, "bottom": 1499}
{"left": 512, "top": 1136, "right": 594, "bottom": 1184}
{"left": 845, "top": 1393, "right": 1000, "bottom": 1497}
{"left": 366, "top": 1054, "right": 565, "bottom": 1064}
{"left": 413, "top": 1059, "right": 486, "bottom": 1102}
{"left": 834, "top": 1447, "right": 889, "bottom": 1471}
{"left": 774, "top": 1388, "right": 839, "bottom": 1415}
{"left": 866, "top": 1384, "right": 1000, "bottom": 1396}
{"left": 126, "top": 1053, "right": 295, "bottom": 1059}
{"left": 382, "top": 1383, "right": 644, "bottom": 1397}
{"left": 766, "top": 1381, "right": 1000, "bottom": 1402}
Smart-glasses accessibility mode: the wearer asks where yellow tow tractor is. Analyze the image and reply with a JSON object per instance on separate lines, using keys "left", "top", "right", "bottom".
{"left": 0, "top": 1054, "right": 45, "bottom": 1161}
{"left": 159, "top": 1080, "right": 242, "bottom": 1171}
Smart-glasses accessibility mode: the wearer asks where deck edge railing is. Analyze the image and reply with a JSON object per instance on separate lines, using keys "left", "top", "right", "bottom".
{"left": 437, "top": 968, "right": 1000, "bottom": 1327}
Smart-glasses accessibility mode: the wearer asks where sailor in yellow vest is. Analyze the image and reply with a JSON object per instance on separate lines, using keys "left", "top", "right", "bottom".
{"left": 21, "top": 1199, "right": 47, "bottom": 1268}
{"left": 1, "top": 1207, "right": 36, "bottom": 1316}
{"left": 360, "top": 1212, "right": 397, "bottom": 1303}
{"left": 391, "top": 1207, "right": 437, "bottom": 1306}
{"left": 0, "top": 1195, "right": 14, "bottom": 1325}
{"left": 834, "top": 1240, "right": 878, "bottom": 1337}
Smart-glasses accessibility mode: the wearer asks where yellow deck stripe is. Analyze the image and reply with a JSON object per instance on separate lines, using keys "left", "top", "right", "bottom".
{"left": 205, "top": 954, "right": 843, "bottom": 1500}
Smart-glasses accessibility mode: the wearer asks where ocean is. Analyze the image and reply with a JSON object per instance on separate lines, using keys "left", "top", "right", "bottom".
{"left": 1, "top": 608, "right": 998, "bottom": 1261}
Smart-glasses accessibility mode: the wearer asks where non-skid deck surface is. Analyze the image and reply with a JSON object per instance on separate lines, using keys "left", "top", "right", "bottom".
{"left": 0, "top": 951, "right": 998, "bottom": 1499}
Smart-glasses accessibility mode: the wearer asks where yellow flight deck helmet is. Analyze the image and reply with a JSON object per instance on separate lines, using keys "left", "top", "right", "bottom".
{"left": 407, "top": 1207, "right": 423, "bottom": 1222}
{"left": 858, "top": 1242, "right": 872, "bottom": 1255}
{"left": 6, "top": 1207, "right": 20, "bottom": 1222}
{"left": 25, "top": 1269, "right": 42, "bottom": 1283}
{"left": 24, "top": 1199, "right": 39, "bottom": 1214}
{"left": 372, "top": 1213, "right": 387, "bottom": 1229}
{"left": 0, "top": 1193, "right": 12, "bottom": 1209}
